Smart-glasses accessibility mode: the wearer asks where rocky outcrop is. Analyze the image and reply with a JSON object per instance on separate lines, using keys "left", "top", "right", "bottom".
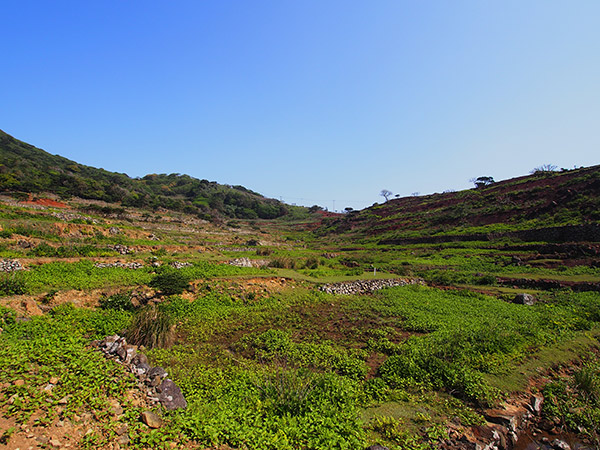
{"left": 94, "top": 335, "right": 187, "bottom": 411}
{"left": 319, "top": 278, "right": 423, "bottom": 295}
{"left": 0, "top": 259, "right": 24, "bottom": 272}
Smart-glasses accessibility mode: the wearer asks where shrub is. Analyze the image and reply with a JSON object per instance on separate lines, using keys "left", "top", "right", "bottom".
{"left": 268, "top": 257, "right": 297, "bottom": 269}
{"left": 127, "top": 305, "right": 174, "bottom": 349}
{"left": 149, "top": 270, "right": 190, "bottom": 295}
{"left": 256, "top": 368, "right": 316, "bottom": 416}
{"left": 99, "top": 292, "right": 135, "bottom": 312}
{"left": 0, "top": 274, "right": 28, "bottom": 296}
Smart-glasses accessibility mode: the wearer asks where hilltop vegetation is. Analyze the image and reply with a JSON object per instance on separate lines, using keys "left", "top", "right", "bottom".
{"left": 0, "top": 129, "right": 289, "bottom": 220}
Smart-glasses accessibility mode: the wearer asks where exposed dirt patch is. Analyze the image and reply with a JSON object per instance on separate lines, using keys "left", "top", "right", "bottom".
{"left": 21, "top": 196, "right": 69, "bottom": 208}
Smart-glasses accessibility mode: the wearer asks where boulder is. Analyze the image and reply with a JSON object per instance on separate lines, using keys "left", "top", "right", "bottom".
{"left": 513, "top": 293, "right": 537, "bottom": 306}
{"left": 140, "top": 410, "right": 162, "bottom": 428}
{"left": 158, "top": 379, "right": 188, "bottom": 410}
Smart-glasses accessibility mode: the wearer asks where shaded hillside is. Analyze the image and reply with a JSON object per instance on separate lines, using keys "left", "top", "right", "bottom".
{"left": 318, "top": 165, "right": 600, "bottom": 243}
{"left": 0, "top": 129, "right": 288, "bottom": 220}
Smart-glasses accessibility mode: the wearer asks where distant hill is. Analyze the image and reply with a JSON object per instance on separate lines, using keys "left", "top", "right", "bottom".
{"left": 319, "top": 165, "right": 600, "bottom": 243}
{"left": 0, "top": 129, "right": 288, "bottom": 220}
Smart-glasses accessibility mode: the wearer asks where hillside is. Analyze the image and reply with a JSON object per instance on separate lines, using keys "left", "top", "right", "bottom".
{"left": 318, "top": 165, "right": 600, "bottom": 244}
{"left": 0, "top": 129, "right": 289, "bottom": 220}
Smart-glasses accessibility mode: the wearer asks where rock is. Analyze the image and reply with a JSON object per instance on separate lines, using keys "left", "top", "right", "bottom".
{"left": 513, "top": 293, "right": 537, "bottom": 306}
{"left": 0, "top": 259, "right": 24, "bottom": 272}
{"left": 118, "top": 434, "right": 131, "bottom": 446}
{"left": 132, "top": 353, "right": 149, "bottom": 367}
{"left": 140, "top": 410, "right": 162, "bottom": 428}
{"left": 485, "top": 412, "right": 518, "bottom": 432}
{"left": 158, "top": 379, "right": 187, "bottom": 410}
{"left": 228, "top": 257, "right": 253, "bottom": 268}
{"left": 13, "top": 379, "right": 25, "bottom": 386}
{"left": 23, "top": 299, "right": 43, "bottom": 316}
{"left": 366, "top": 446, "right": 390, "bottom": 450}
{"left": 18, "top": 240, "right": 31, "bottom": 249}
{"left": 529, "top": 395, "right": 543, "bottom": 414}
{"left": 551, "top": 439, "right": 571, "bottom": 450}
{"left": 49, "top": 376, "right": 59, "bottom": 385}
{"left": 115, "top": 424, "right": 128, "bottom": 436}
{"left": 109, "top": 227, "right": 121, "bottom": 235}
{"left": 147, "top": 366, "right": 167, "bottom": 379}
{"left": 49, "top": 438, "right": 62, "bottom": 448}
{"left": 109, "top": 399, "right": 124, "bottom": 416}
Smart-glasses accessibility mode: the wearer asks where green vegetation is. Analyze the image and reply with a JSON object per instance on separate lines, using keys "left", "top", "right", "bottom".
{"left": 0, "top": 149, "right": 599, "bottom": 448}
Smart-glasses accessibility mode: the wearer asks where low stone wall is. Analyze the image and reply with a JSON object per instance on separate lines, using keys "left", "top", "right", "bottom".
{"left": 0, "top": 259, "right": 24, "bottom": 272}
{"left": 319, "top": 278, "right": 423, "bottom": 295}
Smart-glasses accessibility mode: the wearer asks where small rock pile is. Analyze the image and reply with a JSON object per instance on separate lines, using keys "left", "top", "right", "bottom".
{"left": 0, "top": 259, "right": 24, "bottom": 272}
{"left": 319, "top": 278, "right": 423, "bottom": 295}
{"left": 170, "top": 261, "right": 193, "bottom": 269}
{"left": 108, "top": 244, "right": 133, "bottom": 255}
{"left": 94, "top": 335, "right": 187, "bottom": 411}
{"left": 228, "top": 257, "right": 253, "bottom": 267}
{"left": 94, "top": 262, "right": 144, "bottom": 269}
{"left": 109, "top": 227, "right": 121, "bottom": 235}
{"left": 228, "top": 257, "right": 270, "bottom": 268}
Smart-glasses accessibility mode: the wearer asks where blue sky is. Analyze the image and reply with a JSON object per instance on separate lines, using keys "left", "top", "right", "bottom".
{"left": 2, "top": 1, "right": 599, "bottom": 211}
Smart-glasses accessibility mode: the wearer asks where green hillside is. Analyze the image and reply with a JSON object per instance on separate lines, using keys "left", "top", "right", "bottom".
{"left": 0, "top": 129, "right": 288, "bottom": 220}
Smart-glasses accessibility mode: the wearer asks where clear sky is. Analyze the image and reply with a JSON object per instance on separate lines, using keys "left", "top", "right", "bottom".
{"left": 2, "top": 1, "right": 599, "bottom": 211}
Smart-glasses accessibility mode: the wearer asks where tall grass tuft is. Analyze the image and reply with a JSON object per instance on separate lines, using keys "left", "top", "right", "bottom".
{"left": 127, "top": 304, "right": 174, "bottom": 349}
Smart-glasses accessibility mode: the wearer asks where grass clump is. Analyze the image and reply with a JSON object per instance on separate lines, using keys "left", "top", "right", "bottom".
{"left": 127, "top": 305, "right": 174, "bottom": 349}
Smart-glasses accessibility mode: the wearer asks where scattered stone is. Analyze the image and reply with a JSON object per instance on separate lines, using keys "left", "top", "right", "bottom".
{"left": 0, "top": 259, "right": 23, "bottom": 272}
{"left": 49, "top": 376, "right": 59, "bottom": 385}
{"left": 118, "top": 434, "right": 131, "bottom": 446}
{"left": 148, "top": 234, "right": 160, "bottom": 241}
{"left": 109, "top": 227, "right": 121, "bottom": 235}
{"left": 141, "top": 410, "right": 162, "bottom": 428}
{"left": 58, "top": 396, "right": 70, "bottom": 405}
{"left": 13, "top": 379, "right": 25, "bottom": 386}
{"left": 17, "top": 240, "right": 32, "bottom": 248}
{"left": 366, "top": 446, "right": 390, "bottom": 450}
{"left": 115, "top": 424, "right": 128, "bottom": 436}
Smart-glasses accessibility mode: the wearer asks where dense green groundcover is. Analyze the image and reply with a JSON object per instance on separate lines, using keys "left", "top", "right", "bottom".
{"left": 1, "top": 285, "right": 599, "bottom": 449}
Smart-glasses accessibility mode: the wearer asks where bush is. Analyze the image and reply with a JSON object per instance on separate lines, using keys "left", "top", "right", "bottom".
{"left": 99, "top": 292, "right": 135, "bottom": 312}
{"left": 0, "top": 274, "right": 28, "bottom": 296}
{"left": 127, "top": 305, "right": 174, "bottom": 349}
{"left": 149, "top": 270, "right": 190, "bottom": 295}
{"left": 268, "top": 257, "right": 297, "bottom": 269}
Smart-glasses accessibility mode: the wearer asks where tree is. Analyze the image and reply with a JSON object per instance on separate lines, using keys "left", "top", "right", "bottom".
{"left": 471, "top": 176, "right": 495, "bottom": 189}
{"left": 380, "top": 189, "right": 393, "bottom": 202}
{"left": 530, "top": 164, "right": 557, "bottom": 174}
